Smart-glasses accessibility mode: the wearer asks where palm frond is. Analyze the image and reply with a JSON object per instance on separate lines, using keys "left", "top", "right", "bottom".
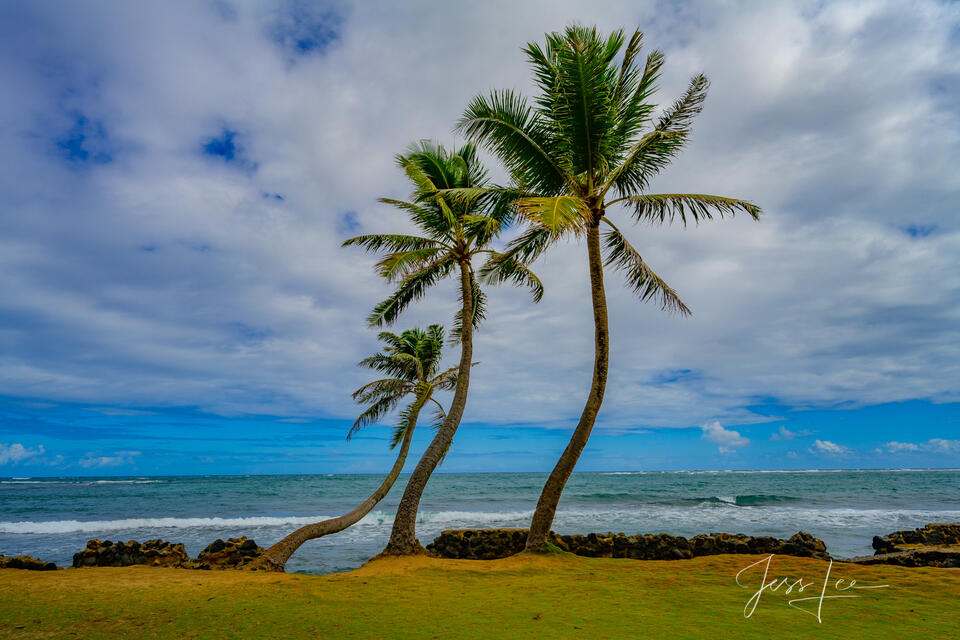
{"left": 614, "top": 193, "right": 762, "bottom": 227}
{"left": 548, "top": 25, "right": 619, "bottom": 180}
{"left": 601, "top": 219, "right": 690, "bottom": 315}
{"left": 418, "top": 324, "right": 446, "bottom": 378}
{"left": 368, "top": 256, "right": 456, "bottom": 326}
{"left": 390, "top": 397, "right": 425, "bottom": 450}
{"left": 356, "top": 354, "right": 414, "bottom": 379}
{"left": 430, "top": 365, "right": 460, "bottom": 391}
{"left": 342, "top": 233, "right": 441, "bottom": 253}
{"left": 451, "top": 270, "right": 486, "bottom": 342}
{"left": 610, "top": 74, "right": 709, "bottom": 194}
{"left": 514, "top": 196, "right": 591, "bottom": 235}
{"left": 457, "top": 89, "right": 570, "bottom": 194}
{"left": 428, "top": 403, "right": 446, "bottom": 430}
{"left": 396, "top": 151, "right": 439, "bottom": 196}
{"left": 486, "top": 226, "right": 556, "bottom": 271}
{"left": 609, "top": 48, "right": 663, "bottom": 156}
{"left": 612, "top": 29, "right": 644, "bottom": 111}
{"left": 376, "top": 198, "right": 449, "bottom": 238}
{"left": 478, "top": 250, "right": 544, "bottom": 303}
{"left": 351, "top": 377, "right": 412, "bottom": 405}
{"left": 375, "top": 247, "right": 442, "bottom": 282}
{"left": 349, "top": 394, "right": 404, "bottom": 439}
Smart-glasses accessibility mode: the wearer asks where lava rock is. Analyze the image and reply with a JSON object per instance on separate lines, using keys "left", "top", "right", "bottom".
{"left": 847, "top": 522, "right": 960, "bottom": 568}
{"left": 848, "top": 547, "right": 960, "bottom": 569}
{"left": 196, "top": 537, "right": 264, "bottom": 569}
{"left": 426, "top": 529, "right": 830, "bottom": 561}
{"left": 872, "top": 523, "right": 960, "bottom": 554}
{"left": 72, "top": 539, "right": 189, "bottom": 568}
{"left": 0, "top": 554, "right": 59, "bottom": 571}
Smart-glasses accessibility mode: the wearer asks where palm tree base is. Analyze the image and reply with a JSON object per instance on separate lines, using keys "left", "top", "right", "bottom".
{"left": 245, "top": 555, "right": 286, "bottom": 572}
{"left": 382, "top": 538, "right": 427, "bottom": 556}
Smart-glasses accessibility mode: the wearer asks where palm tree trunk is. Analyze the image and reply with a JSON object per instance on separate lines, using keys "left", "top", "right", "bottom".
{"left": 250, "top": 397, "right": 426, "bottom": 572}
{"left": 383, "top": 262, "right": 474, "bottom": 555}
{"left": 525, "top": 219, "right": 609, "bottom": 551}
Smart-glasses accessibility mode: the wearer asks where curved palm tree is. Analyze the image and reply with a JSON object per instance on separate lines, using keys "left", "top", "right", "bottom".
{"left": 458, "top": 25, "right": 762, "bottom": 551}
{"left": 251, "top": 325, "right": 456, "bottom": 571}
{"left": 343, "top": 141, "right": 541, "bottom": 555}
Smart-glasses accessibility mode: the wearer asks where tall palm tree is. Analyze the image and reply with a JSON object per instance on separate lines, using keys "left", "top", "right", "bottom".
{"left": 458, "top": 25, "right": 762, "bottom": 551}
{"left": 343, "top": 141, "right": 541, "bottom": 555}
{"left": 251, "top": 325, "right": 456, "bottom": 571}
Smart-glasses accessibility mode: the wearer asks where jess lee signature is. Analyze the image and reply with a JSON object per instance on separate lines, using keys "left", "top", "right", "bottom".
{"left": 735, "top": 555, "right": 890, "bottom": 623}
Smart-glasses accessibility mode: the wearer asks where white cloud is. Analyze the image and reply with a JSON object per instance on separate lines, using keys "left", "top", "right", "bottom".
{"left": 701, "top": 420, "right": 749, "bottom": 454}
{"left": 883, "top": 441, "right": 920, "bottom": 453}
{"left": 770, "top": 426, "right": 814, "bottom": 441}
{"left": 810, "top": 439, "right": 850, "bottom": 456}
{"left": 928, "top": 439, "right": 960, "bottom": 454}
{"left": 78, "top": 451, "right": 141, "bottom": 468}
{"left": 881, "top": 438, "right": 960, "bottom": 455}
{"left": 0, "top": 1, "right": 956, "bottom": 434}
{"left": 0, "top": 443, "right": 45, "bottom": 465}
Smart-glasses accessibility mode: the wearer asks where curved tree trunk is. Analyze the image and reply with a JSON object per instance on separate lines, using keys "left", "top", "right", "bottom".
{"left": 525, "top": 219, "right": 609, "bottom": 551}
{"left": 250, "top": 396, "right": 426, "bottom": 572}
{"left": 383, "top": 262, "right": 474, "bottom": 555}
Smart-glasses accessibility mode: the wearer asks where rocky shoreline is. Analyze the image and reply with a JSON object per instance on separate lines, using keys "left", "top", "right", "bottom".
{"left": 426, "top": 529, "right": 830, "bottom": 560}
{"left": 2, "top": 523, "right": 958, "bottom": 571}
{"left": 0, "top": 554, "right": 59, "bottom": 571}
{"left": 844, "top": 522, "right": 960, "bottom": 568}
{"left": 71, "top": 536, "right": 264, "bottom": 570}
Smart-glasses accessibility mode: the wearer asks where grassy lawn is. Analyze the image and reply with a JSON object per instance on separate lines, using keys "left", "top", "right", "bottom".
{"left": 0, "top": 552, "right": 956, "bottom": 639}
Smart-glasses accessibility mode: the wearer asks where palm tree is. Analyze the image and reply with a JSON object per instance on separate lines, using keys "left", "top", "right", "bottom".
{"left": 343, "top": 141, "right": 541, "bottom": 555}
{"left": 458, "top": 25, "right": 762, "bottom": 551}
{"left": 251, "top": 325, "right": 456, "bottom": 571}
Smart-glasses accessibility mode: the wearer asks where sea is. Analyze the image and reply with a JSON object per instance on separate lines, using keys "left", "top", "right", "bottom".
{"left": 2, "top": 469, "right": 958, "bottom": 574}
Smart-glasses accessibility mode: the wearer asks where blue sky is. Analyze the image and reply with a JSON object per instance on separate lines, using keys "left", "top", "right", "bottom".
{"left": 1, "top": 0, "right": 958, "bottom": 475}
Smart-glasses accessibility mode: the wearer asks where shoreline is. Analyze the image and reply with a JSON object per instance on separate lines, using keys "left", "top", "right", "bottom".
{"left": 6, "top": 522, "right": 959, "bottom": 573}
{"left": 4, "top": 469, "right": 957, "bottom": 572}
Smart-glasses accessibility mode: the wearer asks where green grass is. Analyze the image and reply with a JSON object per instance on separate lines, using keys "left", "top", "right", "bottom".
{"left": 1, "top": 553, "right": 956, "bottom": 639}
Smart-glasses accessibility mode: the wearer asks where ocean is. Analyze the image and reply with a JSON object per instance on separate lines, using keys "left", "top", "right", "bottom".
{"left": 2, "top": 469, "right": 958, "bottom": 574}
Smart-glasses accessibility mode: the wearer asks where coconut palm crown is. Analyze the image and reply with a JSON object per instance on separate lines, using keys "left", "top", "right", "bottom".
{"left": 344, "top": 140, "right": 543, "bottom": 334}
{"left": 456, "top": 24, "right": 762, "bottom": 550}
{"left": 350, "top": 324, "right": 457, "bottom": 448}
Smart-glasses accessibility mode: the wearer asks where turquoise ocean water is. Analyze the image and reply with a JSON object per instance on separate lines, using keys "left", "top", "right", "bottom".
{"left": 2, "top": 469, "right": 958, "bottom": 574}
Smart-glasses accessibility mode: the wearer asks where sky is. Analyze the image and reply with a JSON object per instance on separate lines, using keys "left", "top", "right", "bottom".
{"left": 1, "top": 0, "right": 958, "bottom": 475}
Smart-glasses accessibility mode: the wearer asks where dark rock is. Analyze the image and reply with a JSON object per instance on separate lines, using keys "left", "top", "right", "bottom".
{"left": 872, "top": 523, "right": 960, "bottom": 554}
{"left": 206, "top": 539, "right": 227, "bottom": 554}
{"left": 196, "top": 537, "right": 263, "bottom": 569}
{"left": 847, "top": 547, "right": 960, "bottom": 569}
{"left": 426, "top": 528, "right": 831, "bottom": 561}
{"left": 0, "top": 554, "right": 59, "bottom": 571}
{"left": 72, "top": 539, "right": 189, "bottom": 568}
{"left": 71, "top": 536, "right": 263, "bottom": 570}
{"left": 848, "top": 522, "right": 960, "bottom": 568}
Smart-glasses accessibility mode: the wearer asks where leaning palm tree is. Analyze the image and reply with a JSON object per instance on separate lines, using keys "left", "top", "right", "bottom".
{"left": 458, "top": 25, "right": 761, "bottom": 551}
{"left": 251, "top": 325, "right": 456, "bottom": 571}
{"left": 343, "top": 141, "right": 541, "bottom": 555}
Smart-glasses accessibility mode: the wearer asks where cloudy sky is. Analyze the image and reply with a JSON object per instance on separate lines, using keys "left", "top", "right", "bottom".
{"left": 1, "top": 0, "right": 958, "bottom": 475}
